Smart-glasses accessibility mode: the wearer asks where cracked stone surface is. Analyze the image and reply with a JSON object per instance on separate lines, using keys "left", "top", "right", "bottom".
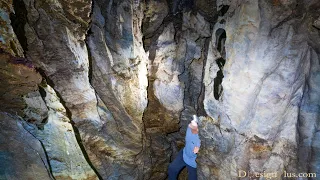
{"left": 0, "top": 112, "right": 52, "bottom": 180}
{"left": 200, "top": 0, "right": 320, "bottom": 179}
{"left": 24, "top": 84, "right": 98, "bottom": 180}
{"left": 0, "top": 0, "right": 319, "bottom": 179}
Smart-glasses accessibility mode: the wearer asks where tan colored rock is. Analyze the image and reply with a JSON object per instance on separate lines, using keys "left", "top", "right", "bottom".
{"left": 0, "top": 0, "right": 24, "bottom": 56}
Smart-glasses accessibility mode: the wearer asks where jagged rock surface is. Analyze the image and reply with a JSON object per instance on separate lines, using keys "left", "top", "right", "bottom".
{"left": 0, "top": 112, "right": 52, "bottom": 180}
{"left": 0, "top": 2, "right": 50, "bottom": 179}
{"left": 24, "top": 84, "right": 98, "bottom": 180}
{"left": 1, "top": 0, "right": 319, "bottom": 179}
{"left": 200, "top": 0, "right": 320, "bottom": 179}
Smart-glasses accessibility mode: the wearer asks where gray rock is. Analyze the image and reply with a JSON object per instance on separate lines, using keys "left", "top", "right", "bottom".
{"left": 0, "top": 112, "right": 52, "bottom": 180}
{"left": 24, "top": 84, "right": 98, "bottom": 180}
{"left": 142, "top": 0, "right": 169, "bottom": 38}
{"left": 314, "top": 17, "right": 320, "bottom": 29}
{"left": 23, "top": 91, "right": 48, "bottom": 125}
{"left": 201, "top": 0, "right": 320, "bottom": 179}
{"left": 2, "top": 0, "right": 319, "bottom": 179}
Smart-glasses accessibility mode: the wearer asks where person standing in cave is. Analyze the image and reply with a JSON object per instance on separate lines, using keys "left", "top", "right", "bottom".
{"left": 168, "top": 117, "right": 200, "bottom": 180}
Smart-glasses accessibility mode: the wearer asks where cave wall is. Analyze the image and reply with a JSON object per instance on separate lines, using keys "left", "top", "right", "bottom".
{"left": 0, "top": 1, "right": 51, "bottom": 179}
{"left": 200, "top": 0, "right": 320, "bottom": 179}
{"left": 0, "top": 0, "right": 319, "bottom": 179}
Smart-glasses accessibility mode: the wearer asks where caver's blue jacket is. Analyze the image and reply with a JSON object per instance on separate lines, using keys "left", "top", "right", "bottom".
{"left": 183, "top": 126, "right": 201, "bottom": 168}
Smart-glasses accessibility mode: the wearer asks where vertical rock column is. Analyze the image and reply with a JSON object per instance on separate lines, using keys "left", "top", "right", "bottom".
{"left": 21, "top": 0, "right": 102, "bottom": 178}
{"left": 23, "top": 83, "right": 99, "bottom": 180}
{"left": 143, "top": 22, "right": 184, "bottom": 179}
{"left": 87, "top": 0, "right": 148, "bottom": 178}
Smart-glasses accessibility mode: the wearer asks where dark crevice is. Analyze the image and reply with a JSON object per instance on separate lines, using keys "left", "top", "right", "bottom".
{"left": 312, "top": 25, "right": 320, "bottom": 30}
{"left": 78, "top": 1, "right": 103, "bottom": 178}
{"left": 12, "top": 115, "right": 56, "bottom": 180}
{"left": 36, "top": 67, "right": 103, "bottom": 180}
{"left": 38, "top": 85, "right": 47, "bottom": 98}
{"left": 213, "top": 65, "right": 224, "bottom": 100}
{"left": 10, "top": 0, "right": 28, "bottom": 54}
{"left": 86, "top": 29, "right": 94, "bottom": 84}
{"left": 80, "top": 3, "right": 103, "bottom": 178}
{"left": 37, "top": 82, "right": 48, "bottom": 129}
{"left": 214, "top": 28, "right": 226, "bottom": 100}
{"left": 218, "top": 5, "right": 229, "bottom": 16}
{"left": 219, "top": 19, "right": 226, "bottom": 24}
{"left": 216, "top": 28, "right": 226, "bottom": 59}
{"left": 196, "top": 34, "right": 212, "bottom": 116}
{"left": 170, "top": 0, "right": 194, "bottom": 15}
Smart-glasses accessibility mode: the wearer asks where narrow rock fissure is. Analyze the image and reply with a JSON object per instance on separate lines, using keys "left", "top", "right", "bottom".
{"left": 21, "top": 121, "right": 56, "bottom": 180}
{"left": 5, "top": 112, "right": 56, "bottom": 180}
{"left": 36, "top": 68, "right": 103, "bottom": 180}
{"left": 9, "top": 0, "right": 28, "bottom": 54}
{"left": 86, "top": 29, "right": 94, "bottom": 84}
{"left": 218, "top": 5, "right": 229, "bottom": 16}
{"left": 197, "top": 36, "right": 212, "bottom": 116}
{"left": 214, "top": 28, "right": 226, "bottom": 100}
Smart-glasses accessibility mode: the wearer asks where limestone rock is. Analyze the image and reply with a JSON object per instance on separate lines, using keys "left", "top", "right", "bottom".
{"left": 21, "top": 0, "right": 105, "bottom": 178}
{"left": 2, "top": 0, "right": 320, "bottom": 179}
{"left": 24, "top": 84, "right": 98, "bottom": 180}
{"left": 87, "top": 0, "right": 148, "bottom": 178}
{"left": 0, "top": 112, "right": 52, "bottom": 180}
{"left": 314, "top": 17, "right": 320, "bottom": 29}
{"left": 200, "top": 0, "right": 320, "bottom": 179}
{"left": 23, "top": 91, "right": 48, "bottom": 125}
{"left": 0, "top": 50, "right": 42, "bottom": 115}
{"left": 0, "top": 0, "right": 42, "bottom": 115}
{"left": 142, "top": 0, "right": 168, "bottom": 38}
{"left": 0, "top": 0, "right": 24, "bottom": 56}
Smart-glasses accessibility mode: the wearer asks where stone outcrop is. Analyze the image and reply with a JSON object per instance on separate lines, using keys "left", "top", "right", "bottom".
{"left": 0, "top": 0, "right": 41, "bottom": 115}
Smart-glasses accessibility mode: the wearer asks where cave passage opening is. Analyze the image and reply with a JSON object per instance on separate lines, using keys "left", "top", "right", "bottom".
{"left": 214, "top": 28, "right": 226, "bottom": 100}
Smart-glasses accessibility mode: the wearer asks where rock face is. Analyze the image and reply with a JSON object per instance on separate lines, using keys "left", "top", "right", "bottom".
{"left": 0, "top": 2, "right": 50, "bottom": 179}
{"left": 86, "top": 0, "right": 148, "bottom": 178}
{"left": 1, "top": 0, "right": 320, "bottom": 179}
{"left": 0, "top": 0, "right": 41, "bottom": 115}
{"left": 200, "top": 0, "right": 320, "bottom": 179}
{"left": 24, "top": 84, "right": 98, "bottom": 180}
{"left": 0, "top": 112, "right": 52, "bottom": 180}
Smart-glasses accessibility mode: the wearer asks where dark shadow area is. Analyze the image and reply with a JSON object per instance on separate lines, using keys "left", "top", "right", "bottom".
{"left": 10, "top": 0, "right": 28, "bottom": 53}
{"left": 214, "top": 68, "right": 224, "bottom": 100}
{"left": 214, "top": 29, "right": 226, "bottom": 100}
{"left": 216, "top": 28, "right": 226, "bottom": 58}
{"left": 170, "top": 0, "right": 194, "bottom": 15}
{"left": 197, "top": 35, "right": 212, "bottom": 117}
{"left": 218, "top": 5, "right": 229, "bottom": 16}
